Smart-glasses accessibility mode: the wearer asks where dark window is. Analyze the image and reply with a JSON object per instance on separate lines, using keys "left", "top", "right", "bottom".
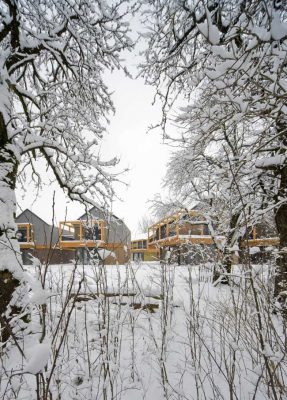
{"left": 156, "top": 228, "right": 159, "bottom": 241}
{"left": 16, "top": 228, "right": 27, "bottom": 242}
{"left": 256, "top": 222, "right": 277, "bottom": 238}
{"left": 189, "top": 224, "right": 202, "bottom": 235}
{"left": 160, "top": 224, "right": 167, "bottom": 239}
{"left": 93, "top": 224, "right": 101, "bottom": 240}
{"left": 178, "top": 222, "right": 191, "bottom": 235}
{"left": 168, "top": 221, "right": 176, "bottom": 236}
{"left": 83, "top": 224, "right": 101, "bottom": 241}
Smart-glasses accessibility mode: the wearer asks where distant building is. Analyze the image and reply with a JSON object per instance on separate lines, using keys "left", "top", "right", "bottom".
{"left": 147, "top": 209, "right": 218, "bottom": 264}
{"left": 59, "top": 206, "right": 131, "bottom": 265}
{"left": 240, "top": 213, "right": 278, "bottom": 263}
{"left": 16, "top": 207, "right": 131, "bottom": 265}
{"left": 16, "top": 209, "right": 71, "bottom": 264}
{"left": 131, "top": 234, "right": 159, "bottom": 262}
{"left": 145, "top": 208, "right": 279, "bottom": 265}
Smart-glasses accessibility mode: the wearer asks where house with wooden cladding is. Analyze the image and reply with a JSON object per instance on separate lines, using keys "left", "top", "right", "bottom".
{"left": 131, "top": 234, "right": 159, "bottom": 262}
{"left": 16, "top": 207, "right": 131, "bottom": 265}
{"left": 59, "top": 206, "right": 130, "bottom": 264}
{"left": 140, "top": 209, "right": 279, "bottom": 264}
{"left": 16, "top": 209, "right": 71, "bottom": 265}
{"left": 240, "top": 213, "right": 279, "bottom": 262}
{"left": 147, "top": 210, "right": 218, "bottom": 264}
{"left": 15, "top": 207, "right": 278, "bottom": 266}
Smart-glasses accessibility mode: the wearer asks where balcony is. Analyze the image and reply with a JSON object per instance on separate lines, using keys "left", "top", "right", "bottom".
{"left": 148, "top": 211, "right": 214, "bottom": 246}
{"left": 16, "top": 223, "right": 35, "bottom": 248}
{"left": 59, "top": 220, "right": 105, "bottom": 249}
{"left": 241, "top": 227, "right": 279, "bottom": 247}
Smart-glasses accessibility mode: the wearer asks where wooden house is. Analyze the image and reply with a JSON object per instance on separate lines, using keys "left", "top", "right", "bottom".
{"left": 16, "top": 207, "right": 131, "bottom": 265}
{"left": 16, "top": 209, "right": 71, "bottom": 264}
{"left": 147, "top": 210, "right": 219, "bottom": 264}
{"left": 240, "top": 214, "right": 279, "bottom": 262}
{"left": 146, "top": 208, "right": 279, "bottom": 264}
{"left": 131, "top": 234, "right": 159, "bottom": 261}
{"left": 59, "top": 206, "right": 131, "bottom": 265}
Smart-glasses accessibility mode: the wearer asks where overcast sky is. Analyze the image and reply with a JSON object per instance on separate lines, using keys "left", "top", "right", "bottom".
{"left": 16, "top": 43, "right": 173, "bottom": 238}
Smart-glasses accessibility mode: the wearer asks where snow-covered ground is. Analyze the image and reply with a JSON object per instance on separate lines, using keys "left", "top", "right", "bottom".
{"left": 1, "top": 262, "right": 286, "bottom": 400}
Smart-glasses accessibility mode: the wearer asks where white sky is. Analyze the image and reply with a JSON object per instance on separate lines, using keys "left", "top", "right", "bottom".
{"left": 16, "top": 53, "right": 173, "bottom": 238}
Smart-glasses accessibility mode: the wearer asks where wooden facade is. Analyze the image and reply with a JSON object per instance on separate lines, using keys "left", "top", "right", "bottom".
{"left": 147, "top": 210, "right": 214, "bottom": 247}
{"left": 131, "top": 239, "right": 159, "bottom": 261}
{"left": 71, "top": 206, "right": 131, "bottom": 264}
{"left": 130, "top": 211, "right": 217, "bottom": 264}
{"left": 16, "top": 223, "right": 35, "bottom": 249}
{"left": 59, "top": 220, "right": 105, "bottom": 249}
{"left": 241, "top": 227, "right": 279, "bottom": 248}
{"left": 144, "top": 209, "right": 279, "bottom": 264}
{"left": 239, "top": 225, "right": 279, "bottom": 263}
{"left": 59, "top": 218, "right": 130, "bottom": 264}
{"left": 16, "top": 208, "right": 131, "bottom": 265}
{"left": 15, "top": 207, "right": 279, "bottom": 266}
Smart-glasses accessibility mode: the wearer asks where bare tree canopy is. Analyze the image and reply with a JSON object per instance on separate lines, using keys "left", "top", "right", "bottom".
{"left": 140, "top": 0, "right": 287, "bottom": 301}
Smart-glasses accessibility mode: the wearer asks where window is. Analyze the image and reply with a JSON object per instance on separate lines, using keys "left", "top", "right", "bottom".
{"left": 189, "top": 224, "right": 202, "bottom": 235}
{"left": 16, "top": 228, "right": 27, "bottom": 242}
{"left": 160, "top": 224, "right": 167, "bottom": 239}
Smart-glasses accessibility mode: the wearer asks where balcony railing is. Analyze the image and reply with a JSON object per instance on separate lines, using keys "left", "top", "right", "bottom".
{"left": 241, "top": 227, "right": 279, "bottom": 247}
{"left": 16, "top": 223, "right": 34, "bottom": 246}
{"left": 148, "top": 211, "right": 211, "bottom": 245}
{"left": 148, "top": 213, "right": 279, "bottom": 249}
{"left": 59, "top": 220, "right": 105, "bottom": 248}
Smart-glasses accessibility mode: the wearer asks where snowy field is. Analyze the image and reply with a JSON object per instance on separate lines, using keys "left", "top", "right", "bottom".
{"left": 1, "top": 262, "right": 286, "bottom": 400}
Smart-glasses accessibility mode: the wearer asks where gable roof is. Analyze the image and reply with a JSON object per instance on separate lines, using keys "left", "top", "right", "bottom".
{"left": 16, "top": 209, "right": 60, "bottom": 245}
{"left": 78, "top": 206, "right": 124, "bottom": 224}
{"left": 16, "top": 209, "right": 51, "bottom": 226}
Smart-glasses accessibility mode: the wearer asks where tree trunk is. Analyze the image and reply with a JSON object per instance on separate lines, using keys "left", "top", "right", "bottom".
{"left": 0, "top": 112, "right": 22, "bottom": 342}
{"left": 274, "top": 164, "right": 287, "bottom": 317}
{"left": 213, "top": 212, "right": 240, "bottom": 285}
{"left": 273, "top": 118, "right": 287, "bottom": 317}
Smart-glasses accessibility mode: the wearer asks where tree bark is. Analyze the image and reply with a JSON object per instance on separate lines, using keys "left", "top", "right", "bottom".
{"left": 0, "top": 111, "right": 22, "bottom": 342}
{"left": 213, "top": 212, "right": 240, "bottom": 284}
{"left": 274, "top": 164, "right": 287, "bottom": 317}
{"left": 271, "top": 117, "right": 287, "bottom": 317}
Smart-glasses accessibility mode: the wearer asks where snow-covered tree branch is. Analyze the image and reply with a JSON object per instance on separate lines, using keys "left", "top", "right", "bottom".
{"left": 140, "top": 0, "right": 287, "bottom": 308}
{"left": 0, "top": 0, "right": 133, "bottom": 333}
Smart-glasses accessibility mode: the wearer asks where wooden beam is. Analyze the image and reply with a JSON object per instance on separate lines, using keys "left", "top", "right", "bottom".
{"left": 19, "top": 243, "right": 35, "bottom": 249}
{"left": 241, "top": 238, "right": 279, "bottom": 247}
